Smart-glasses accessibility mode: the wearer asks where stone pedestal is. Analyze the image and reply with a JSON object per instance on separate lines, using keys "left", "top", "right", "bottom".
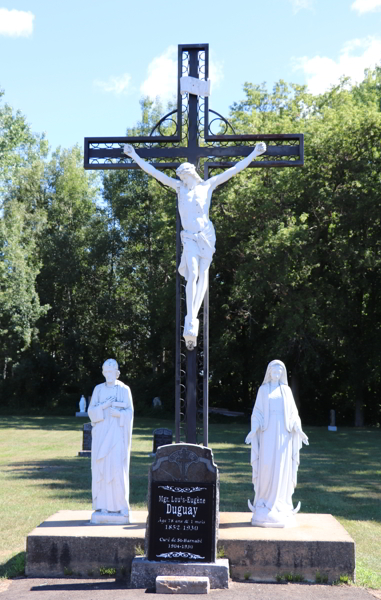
{"left": 328, "top": 409, "right": 337, "bottom": 431}
{"left": 131, "top": 557, "right": 228, "bottom": 589}
{"left": 90, "top": 511, "right": 130, "bottom": 525}
{"left": 219, "top": 512, "right": 355, "bottom": 583}
{"left": 25, "top": 510, "right": 355, "bottom": 584}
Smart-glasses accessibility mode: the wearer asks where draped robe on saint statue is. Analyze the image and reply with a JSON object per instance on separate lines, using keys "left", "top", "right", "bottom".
{"left": 88, "top": 381, "right": 133, "bottom": 513}
{"left": 249, "top": 382, "right": 303, "bottom": 524}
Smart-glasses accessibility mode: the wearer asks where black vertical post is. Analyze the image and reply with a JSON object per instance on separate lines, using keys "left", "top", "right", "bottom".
{"left": 185, "top": 47, "right": 199, "bottom": 445}
{"left": 186, "top": 348, "right": 197, "bottom": 444}
{"left": 187, "top": 48, "right": 199, "bottom": 165}
{"left": 175, "top": 203, "right": 182, "bottom": 443}
{"left": 203, "top": 283, "right": 209, "bottom": 448}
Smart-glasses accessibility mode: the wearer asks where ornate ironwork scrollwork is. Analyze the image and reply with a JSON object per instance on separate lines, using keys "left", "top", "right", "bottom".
{"left": 208, "top": 110, "right": 237, "bottom": 137}
{"left": 150, "top": 109, "right": 178, "bottom": 138}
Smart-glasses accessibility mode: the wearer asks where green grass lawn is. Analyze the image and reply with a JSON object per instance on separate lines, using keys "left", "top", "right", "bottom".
{"left": 0, "top": 416, "right": 380, "bottom": 587}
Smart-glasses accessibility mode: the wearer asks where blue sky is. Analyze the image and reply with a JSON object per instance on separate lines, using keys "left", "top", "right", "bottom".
{"left": 1, "top": 0, "right": 381, "bottom": 153}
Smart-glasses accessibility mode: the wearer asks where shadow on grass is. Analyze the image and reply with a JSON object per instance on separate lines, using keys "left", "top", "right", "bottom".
{"left": 211, "top": 426, "right": 381, "bottom": 523}
{"left": 0, "top": 552, "right": 25, "bottom": 578}
{"left": 6, "top": 458, "right": 93, "bottom": 503}
{"left": 4, "top": 419, "right": 381, "bottom": 523}
{"left": 5, "top": 451, "right": 155, "bottom": 507}
{"left": 0, "top": 416, "right": 176, "bottom": 437}
{"left": 1, "top": 417, "right": 175, "bottom": 509}
{"left": 0, "top": 416, "right": 84, "bottom": 431}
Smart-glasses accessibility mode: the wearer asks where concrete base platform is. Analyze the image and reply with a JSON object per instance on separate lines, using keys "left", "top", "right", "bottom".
{"left": 219, "top": 512, "right": 355, "bottom": 583}
{"left": 25, "top": 510, "right": 148, "bottom": 580}
{"left": 131, "top": 557, "right": 228, "bottom": 589}
{"left": 26, "top": 511, "right": 355, "bottom": 584}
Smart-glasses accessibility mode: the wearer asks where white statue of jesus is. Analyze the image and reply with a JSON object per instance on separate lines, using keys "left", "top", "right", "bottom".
{"left": 123, "top": 142, "right": 266, "bottom": 348}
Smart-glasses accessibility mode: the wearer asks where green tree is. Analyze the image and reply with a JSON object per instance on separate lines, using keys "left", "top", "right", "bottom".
{"left": 100, "top": 98, "right": 178, "bottom": 405}
{"left": 0, "top": 91, "right": 49, "bottom": 400}
{"left": 30, "top": 146, "right": 103, "bottom": 408}
{"left": 209, "top": 72, "right": 381, "bottom": 425}
{"left": 0, "top": 197, "right": 47, "bottom": 383}
{"left": 0, "top": 89, "right": 48, "bottom": 196}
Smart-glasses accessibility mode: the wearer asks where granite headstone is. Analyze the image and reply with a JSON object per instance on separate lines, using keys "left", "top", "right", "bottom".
{"left": 152, "top": 428, "right": 173, "bottom": 454}
{"left": 78, "top": 422, "right": 92, "bottom": 457}
{"left": 146, "top": 443, "right": 219, "bottom": 563}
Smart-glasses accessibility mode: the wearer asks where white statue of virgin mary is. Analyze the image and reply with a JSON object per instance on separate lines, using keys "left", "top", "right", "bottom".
{"left": 245, "top": 360, "right": 309, "bottom": 528}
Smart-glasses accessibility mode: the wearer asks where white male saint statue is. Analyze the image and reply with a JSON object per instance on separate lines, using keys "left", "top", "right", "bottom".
{"left": 123, "top": 142, "right": 267, "bottom": 349}
{"left": 88, "top": 359, "right": 134, "bottom": 524}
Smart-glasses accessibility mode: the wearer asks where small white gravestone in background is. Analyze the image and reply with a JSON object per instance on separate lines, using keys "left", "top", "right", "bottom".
{"left": 75, "top": 394, "right": 88, "bottom": 417}
{"left": 88, "top": 358, "right": 134, "bottom": 524}
{"left": 245, "top": 360, "right": 309, "bottom": 528}
{"left": 328, "top": 409, "right": 337, "bottom": 432}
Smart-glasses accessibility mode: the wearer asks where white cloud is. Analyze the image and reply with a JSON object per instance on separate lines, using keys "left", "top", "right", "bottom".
{"left": 209, "top": 56, "right": 224, "bottom": 89}
{"left": 294, "top": 37, "right": 381, "bottom": 94}
{"left": 289, "top": 0, "right": 314, "bottom": 14}
{"left": 94, "top": 73, "right": 132, "bottom": 95}
{"left": 0, "top": 8, "right": 34, "bottom": 37}
{"left": 351, "top": 0, "right": 381, "bottom": 14}
{"left": 140, "top": 46, "right": 178, "bottom": 101}
{"left": 140, "top": 46, "right": 224, "bottom": 102}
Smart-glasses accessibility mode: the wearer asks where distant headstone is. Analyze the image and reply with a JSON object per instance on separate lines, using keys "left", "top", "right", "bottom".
{"left": 75, "top": 394, "right": 88, "bottom": 417}
{"left": 152, "top": 428, "right": 173, "bottom": 455}
{"left": 152, "top": 396, "right": 162, "bottom": 409}
{"left": 146, "top": 444, "right": 219, "bottom": 563}
{"left": 328, "top": 409, "right": 337, "bottom": 432}
{"left": 78, "top": 423, "right": 92, "bottom": 457}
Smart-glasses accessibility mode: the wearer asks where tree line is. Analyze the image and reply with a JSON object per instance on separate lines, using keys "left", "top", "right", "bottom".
{"left": 0, "top": 72, "right": 380, "bottom": 426}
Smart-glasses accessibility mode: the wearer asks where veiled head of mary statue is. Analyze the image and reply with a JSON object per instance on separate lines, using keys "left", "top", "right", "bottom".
{"left": 262, "top": 360, "right": 288, "bottom": 386}
{"left": 176, "top": 162, "right": 203, "bottom": 185}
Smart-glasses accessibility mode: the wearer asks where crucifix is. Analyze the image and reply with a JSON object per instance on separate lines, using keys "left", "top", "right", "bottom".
{"left": 84, "top": 43, "right": 304, "bottom": 447}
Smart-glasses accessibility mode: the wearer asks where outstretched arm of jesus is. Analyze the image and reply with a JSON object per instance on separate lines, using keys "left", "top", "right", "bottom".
{"left": 207, "top": 142, "right": 267, "bottom": 190}
{"left": 123, "top": 144, "right": 179, "bottom": 190}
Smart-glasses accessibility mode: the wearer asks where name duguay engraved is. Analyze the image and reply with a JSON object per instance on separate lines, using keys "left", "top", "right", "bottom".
{"left": 158, "top": 493, "right": 206, "bottom": 518}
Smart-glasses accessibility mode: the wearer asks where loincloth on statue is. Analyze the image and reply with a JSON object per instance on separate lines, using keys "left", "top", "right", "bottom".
{"left": 178, "top": 221, "right": 216, "bottom": 281}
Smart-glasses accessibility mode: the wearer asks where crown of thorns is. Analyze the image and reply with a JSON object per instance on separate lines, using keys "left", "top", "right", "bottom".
{"left": 176, "top": 163, "right": 202, "bottom": 182}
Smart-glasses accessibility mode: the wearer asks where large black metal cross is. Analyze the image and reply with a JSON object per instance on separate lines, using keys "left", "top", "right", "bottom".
{"left": 84, "top": 43, "right": 304, "bottom": 447}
